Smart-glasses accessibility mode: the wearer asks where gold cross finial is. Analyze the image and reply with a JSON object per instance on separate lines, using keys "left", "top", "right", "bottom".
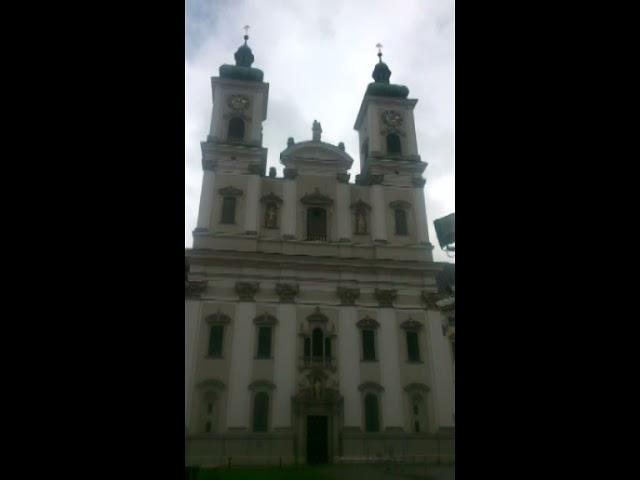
{"left": 376, "top": 43, "right": 383, "bottom": 62}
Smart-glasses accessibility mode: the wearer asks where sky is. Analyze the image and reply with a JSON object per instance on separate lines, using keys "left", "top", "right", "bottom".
{"left": 185, "top": 0, "right": 454, "bottom": 262}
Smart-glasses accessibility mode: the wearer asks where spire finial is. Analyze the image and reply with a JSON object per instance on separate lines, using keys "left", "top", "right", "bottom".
{"left": 376, "top": 43, "right": 383, "bottom": 63}
{"left": 244, "top": 25, "right": 250, "bottom": 44}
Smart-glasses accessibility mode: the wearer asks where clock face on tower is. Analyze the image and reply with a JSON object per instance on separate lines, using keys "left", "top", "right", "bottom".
{"left": 228, "top": 94, "right": 250, "bottom": 112}
{"left": 381, "top": 110, "right": 403, "bottom": 128}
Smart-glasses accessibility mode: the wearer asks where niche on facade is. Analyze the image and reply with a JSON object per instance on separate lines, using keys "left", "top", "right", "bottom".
{"left": 260, "top": 192, "right": 283, "bottom": 229}
{"left": 350, "top": 199, "right": 371, "bottom": 236}
{"left": 403, "top": 383, "right": 431, "bottom": 434}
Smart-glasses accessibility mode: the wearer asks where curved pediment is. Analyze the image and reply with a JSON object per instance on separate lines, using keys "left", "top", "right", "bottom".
{"left": 197, "top": 379, "right": 226, "bottom": 391}
{"left": 280, "top": 141, "right": 354, "bottom": 173}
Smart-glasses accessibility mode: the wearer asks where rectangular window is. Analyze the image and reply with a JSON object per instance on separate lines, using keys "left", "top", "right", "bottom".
{"left": 362, "top": 330, "right": 376, "bottom": 361}
{"left": 221, "top": 196, "right": 236, "bottom": 224}
{"left": 208, "top": 325, "right": 224, "bottom": 357}
{"left": 406, "top": 331, "right": 420, "bottom": 362}
{"left": 257, "top": 326, "right": 272, "bottom": 358}
{"left": 207, "top": 403, "right": 213, "bottom": 415}
{"left": 205, "top": 421, "right": 212, "bottom": 433}
{"left": 324, "top": 337, "right": 332, "bottom": 359}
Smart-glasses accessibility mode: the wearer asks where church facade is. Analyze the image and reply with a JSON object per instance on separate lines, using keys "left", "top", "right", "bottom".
{"left": 185, "top": 34, "right": 455, "bottom": 466}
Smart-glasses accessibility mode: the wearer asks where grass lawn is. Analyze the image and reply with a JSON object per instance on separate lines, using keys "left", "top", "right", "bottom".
{"left": 194, "top": 466, "right": 335, "bottom": 480}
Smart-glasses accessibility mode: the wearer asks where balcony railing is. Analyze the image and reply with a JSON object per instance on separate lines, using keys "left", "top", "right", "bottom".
{"left": 299, "top": 356, "right": 337, "bottom": 371}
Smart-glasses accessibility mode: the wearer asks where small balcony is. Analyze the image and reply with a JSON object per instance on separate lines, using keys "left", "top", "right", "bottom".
{"left": 298, "top": 356, "right": 337, "bottom": 372}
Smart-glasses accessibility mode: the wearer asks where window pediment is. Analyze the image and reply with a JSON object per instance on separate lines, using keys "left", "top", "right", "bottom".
{"left": 356, "top": 316, "right": 380, "bottom": 329}
{"left": 218, "top": 186, "right": 243, "bottom": 197}
{"left": 404, "top": 382, "right": 430, "bottom": 393}
{"left": 358, "top": 381, "right": 384, "bottom": 393}
{"left": 197, "top": 379, "right": 226, "bottom": 391}
{"left": 307, "top": 307, "right": 329, "bottom": 324}
{"left": 389, "top": 200, "right": 411, "bottom": 209}
{"left": 254, "top": 312, "right": 278, "bottom": 326}
{"left": 301, "top": 188, "right": 333, "bottom": 206}
{"left": 400, "top": 318, "right": 423, "bottom": 331}
{"left": 205, "top": 310, "right": 232, "bottom": 325}
{"left": 248, "top": 380, "right": 276, "bottom": 391}
{"left": 260, "top": 192, "right": 283, "bottom": 204}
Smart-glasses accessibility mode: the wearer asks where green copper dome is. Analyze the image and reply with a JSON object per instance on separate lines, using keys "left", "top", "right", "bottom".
{"left": 365, "top": 55, "right": 409, "bottom": 98}
{"left": 219, "top": 34, "right": 264, "bottom": 82}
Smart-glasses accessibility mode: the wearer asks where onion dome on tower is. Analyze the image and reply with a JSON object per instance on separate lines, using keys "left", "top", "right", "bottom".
{"left": 219, "top": 26, "right": 265, "bottom": 82}
{"left": 365, "top": 43, "right": 409, "bottom": 98}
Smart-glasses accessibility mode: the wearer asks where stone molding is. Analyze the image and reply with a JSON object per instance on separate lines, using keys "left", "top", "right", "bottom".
{"left": 336, "top": 287, "right": 360, "bottom": 306}
{"left": 307, "top": 306, "right": 329, "bottom": 324}
{"left": 336, "top": 173, "right": 350, "bottom": 184}
{"left": 403, "top": 382, "right": 430, "bottom": 393}
{"left": 358, "top": 381, "right": 384, "bottom": 393}
{"left": 374, "top": 288, "right": 397, "bottom": 307}
{"left": 300, "top": 188, "right": 334, "bottom": 206}
{"left": 389, "top": 200, "right": 412, "bottom": 210}
{"left": 218, "top": 186, "right": 243, "bottom": 197}
{"left": 412, "top": 177, "right": 426, "bottom": 188}
{"left": 205, "top": 310, "right": 232, "bottom": 325}
{"left": 356, "top": 316, "right": 380, "bottom": 329}
{"left": 248, "top": 380, "right": 276, "bottom": 391}
{"left": 400, "top": 318, "right": 423, "bottom": 331}
{"left": 235, "top": 281, "right": 259, "bottom": 301}
{"left": 196, "top": 379, "right": 226, "bottom": 391}
{"left": 350, "top": 199, "right": 372, "bottom": 211}
{"left": 283, "top": 168, "right": 298, "bottom": 179}
{"left": 185, "top": 279, "right": 207, "bottom": 299}
{"left": 253, "top": 312, "right": 278, "bottom": 325}
{"left": 260, "top": 192, "right": 283, "bottom": 204}
{"left": 368, "top": 174, "right": 385, "bottom": 185}
{"left": 275, "top": 283, "right": 299, "bottom": 303}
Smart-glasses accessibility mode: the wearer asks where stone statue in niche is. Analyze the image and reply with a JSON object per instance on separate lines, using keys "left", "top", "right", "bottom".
{"left": 265, "top": 203, "right": 278, "bottom": 228}
{"left": 313, "top": 379, "right": 322, "bottom": 399}
{"left": 355, "top": 209, "right": 367, "bottom": 234}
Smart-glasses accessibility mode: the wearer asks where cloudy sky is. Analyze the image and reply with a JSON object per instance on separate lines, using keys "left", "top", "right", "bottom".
{"left": 185, "top": 0, "right": 454, "bottom": 262}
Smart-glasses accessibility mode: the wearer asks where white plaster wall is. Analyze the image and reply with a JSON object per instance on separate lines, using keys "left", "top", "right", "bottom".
{"left": 425, "top": 310, "right": 455, "bottom": 429}
{"left": 273, "top": 304, "right": 297, "bottom": 428}
{"left": 226, "top": 302, "right": 256, "bottom": 429}
{"left": 196, "top": 170, "right": 215, "bottom": 231}
{"left": 378, "top": 309, "right": 404, "bottom": 429}
{"left": 371, "top": 184, "right": 387, "bottom": 242}
{"left": 336, "top": 182, "right": 351, "bottom": 241}
{"left": 243, "top": 174, "right": 261, "bottom": 233}
{"left": 338, "top": 307, "right": 361, "bottom": 428}
{"left": 412, "top": 186, "right": 430, "bottom": 245}
{"left": 281, "top": 179, "right": 297, "bottom": 238}
{"left": 185, "top": 299, "right": 202, "bottom": 428}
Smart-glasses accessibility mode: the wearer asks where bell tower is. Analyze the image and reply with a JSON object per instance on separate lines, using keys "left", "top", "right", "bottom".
{"left": 194, "top": 27, "right": 270, "bottom": 236}
{"left": 353, "top": 44, "right": 427, "bottom": 188}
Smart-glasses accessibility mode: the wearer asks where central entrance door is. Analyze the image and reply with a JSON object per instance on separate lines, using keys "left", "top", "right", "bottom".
{"left": 306, "top": 415, "right": 328, "bottom": 464}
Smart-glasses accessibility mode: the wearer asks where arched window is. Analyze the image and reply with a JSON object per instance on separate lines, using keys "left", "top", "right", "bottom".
{"left": 364, "top": 394, "right": 380, "bottom": 432}
{"left": 202, "top": 391, "right": 217, "bottom": 434}
{"left": 307, "top": 208, "right": 327, "bottom": 241}
{"left": 304, "top": 337, "right": 311, "bottom": 358}
{"left": 221, "top": 196, "right": 236, "bottom": 224}
{"left": 394, "top": 208, "right": 408, "bottom": 236}
{"left": 411, "top": 395, "right": 426, "bottom": 433}
{"left": 253, "top": 392, "right": 269, "bottom": 432}
{"left": 312, "top": 328, "right": 323, "bottom": 358}
{"left": 386, "top": 133, "right": 402, "bottom": 154}
{"left": 228, "top": 117, "right": 245, "bottom": 142}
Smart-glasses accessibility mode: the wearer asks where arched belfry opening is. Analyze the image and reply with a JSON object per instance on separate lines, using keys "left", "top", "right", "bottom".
{"left": 228, "top": 117, "right": 245, "bottom": 142}
{"left": 386, "top": 133, "right": 402, "bottom": 155}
